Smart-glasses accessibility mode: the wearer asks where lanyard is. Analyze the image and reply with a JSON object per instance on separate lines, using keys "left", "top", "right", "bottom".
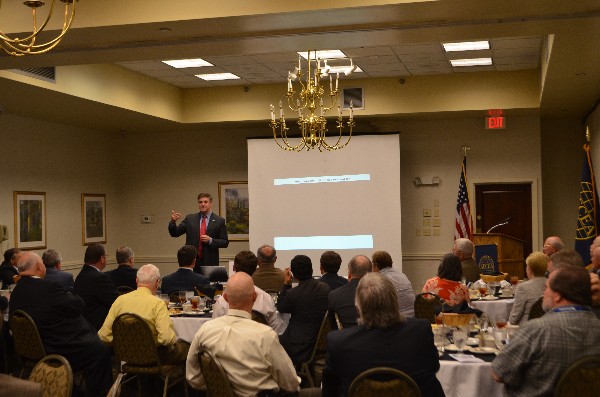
{"left": 552, "top": 305, "right": 590, "bottom": 313}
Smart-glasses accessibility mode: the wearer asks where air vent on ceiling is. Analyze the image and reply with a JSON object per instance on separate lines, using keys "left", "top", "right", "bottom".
{"left": 10, "top": 67, "right": 56, "bottom": 83}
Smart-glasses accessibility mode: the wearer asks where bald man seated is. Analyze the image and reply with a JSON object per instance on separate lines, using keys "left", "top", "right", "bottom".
{"left": 186, "top": 272, "right": 301, "bottom": 396}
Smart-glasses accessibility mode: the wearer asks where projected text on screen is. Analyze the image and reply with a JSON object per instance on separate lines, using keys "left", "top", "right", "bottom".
{"left": 274, "top": 173, "right": 370, "bottom": 186}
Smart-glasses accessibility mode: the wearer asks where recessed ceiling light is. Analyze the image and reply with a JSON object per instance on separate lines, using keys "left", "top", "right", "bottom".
{"left": 297, "top": 50, "right": 347, "bottom": 60}
{"left": 195, "top": 73, "right": 240, "bottom": 81}
{"left": 328, "top": 65, "right": 363, "bottom": 74}
{"left": 443, "top": 41, "right": 490, "bottom": 52}
{"left": 450, "top": 58, "right": 493, "bottom": 67}
{"left": 163, "top": 58, "right": 213, "bottom": 68}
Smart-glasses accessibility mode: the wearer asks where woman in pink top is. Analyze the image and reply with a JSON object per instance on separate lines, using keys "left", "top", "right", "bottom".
{"left": 422, "top": 253, "right": 470, "bottom": 306}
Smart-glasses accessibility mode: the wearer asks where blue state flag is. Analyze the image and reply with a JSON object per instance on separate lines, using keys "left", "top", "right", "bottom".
{"left": 575, "top": 141, "right": 600, "bottom": 265}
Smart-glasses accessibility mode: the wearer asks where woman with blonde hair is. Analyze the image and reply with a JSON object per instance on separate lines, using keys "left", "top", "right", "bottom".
{"left": 508, "top": 251, "right": 548, "bottom": 325}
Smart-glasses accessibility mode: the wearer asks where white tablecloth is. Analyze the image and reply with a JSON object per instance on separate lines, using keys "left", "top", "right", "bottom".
{"left": 438, "top": 359, "right": 503, "bottom": 397}
{"left": 471, "top": 299, "right": 514, "bottom": 321}
{"left": 172, "top": 316, "right": 212, "bottom": 343}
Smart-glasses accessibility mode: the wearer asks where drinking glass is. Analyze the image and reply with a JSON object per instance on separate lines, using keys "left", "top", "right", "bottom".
{"left": 190, "top": 296, "right": 200, "bottom": 310}
{"left": 433, "top": 328, "right": 445, "bottom": 356}
{"left": 478, "top": 282, "right": 488, "bottom": 297}
{"left": 495, "top": 315, "right": 507, "bottom": 329}
{"left": 510, "top": 276, "right": 519, "bottom": 286}
{"left": 178, "top": 291, "right": 187, "bottom": 305}
{"left": 185, "top": 290, "right": 194, "bottom": 302}
{"left": 159, "top": 294, "right": 170, "bottom": 307}
{"left": 493, "top": 329, "right": 509, "bottom": 350}
{"left": 453, "top": 329, "right": 468, "bottom": 355}
{"left": 476, "top": 313, "right": 489, "bottom": 335}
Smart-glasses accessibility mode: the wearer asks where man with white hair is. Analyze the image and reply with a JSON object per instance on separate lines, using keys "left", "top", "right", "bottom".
{"left": 10, "top": 252, "right": 113, "bottom": 397}
{"left": 99, "top": 264, "right": 189, "bottom": 364}
{"left": 453, "top": 238, "right": 480, "bottom": 284}
{"left": 543, "top": 236, "right": 564, "bottom": 257}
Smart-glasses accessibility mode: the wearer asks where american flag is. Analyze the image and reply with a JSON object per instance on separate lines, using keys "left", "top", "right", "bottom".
{"left": 455, "top": 156, "right": 473, "bottom": 240}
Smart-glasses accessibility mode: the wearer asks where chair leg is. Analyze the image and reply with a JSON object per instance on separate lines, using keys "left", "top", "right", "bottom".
{"left": 162, "top": 374, "right": 170, "bottom": 397}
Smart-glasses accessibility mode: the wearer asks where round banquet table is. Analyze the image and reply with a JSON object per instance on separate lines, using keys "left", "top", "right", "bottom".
{"left": 438, "top": 354, "right": 502, "bottom": 397}
{"left": 470, "top": 298, "right": 514, "bottom": 321}
{"left": 171, "top": 315, "right": 212, "bottom": 343}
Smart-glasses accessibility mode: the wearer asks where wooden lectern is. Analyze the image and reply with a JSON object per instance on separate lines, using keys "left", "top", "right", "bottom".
{"left": 472, "top": 233, "right": 526, "bottom": 279}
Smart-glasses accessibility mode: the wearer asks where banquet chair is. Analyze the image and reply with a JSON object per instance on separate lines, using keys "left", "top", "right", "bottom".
{"left": 554, "top": 354, "right": 600, "bottom": 397}
{"left": 9, "top": 309, "right": 47, "bottom": 378}
{"left": 527, "top": 297, "right": 545, "bottom": 320}
{"left": 28, "top": 354, "right": 73, "bottom": 397}
{"left": 297, "top": 311, "right": 331, "bottom": 387}
{"left": 348, "top": 367, "right": 422, "bottom": 397}
{"left": 414, "top": 292, "right": 443, "bottom": 324}
{"left": 112, "top": 313, "right": 186, "bottom": 397}
{"left": 251, "top": 310, "right": 269, "bottom": 325}
{"left": 106, "top": 373, "right": 124, "bottom": 397}
{"left": 197, "top": 347, "right": 235, "bottom": 397}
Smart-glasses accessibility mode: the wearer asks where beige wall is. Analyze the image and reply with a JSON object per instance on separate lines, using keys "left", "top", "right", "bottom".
{"left": 1, "top": 110, "right": 567, "bottom": 291}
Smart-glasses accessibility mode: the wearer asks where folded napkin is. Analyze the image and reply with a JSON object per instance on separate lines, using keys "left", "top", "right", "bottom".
{"left": 499, "top": 280, "right": 511, "bottom": 288}
{"left": 449, "top": 354, "right": 485, "bottom": 363}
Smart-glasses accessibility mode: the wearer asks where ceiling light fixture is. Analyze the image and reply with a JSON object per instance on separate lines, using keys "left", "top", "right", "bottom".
{"left": 297, "top": 50, "right": 346, "bottom": 60}
{"left": 450, "top": 58, "right": 493, "bottom": 67}
{"left": 163, "top": 58, "right": 213, "bottom": 68}
{"left": 0, "top": 0, "right": 77, "bottom": 56}
{"left": 195, "top": 73, "right": 240, "bottom": 81}
{"left": 269, "top": 50, "right": 355, "bottom": 152}
{"left": 443, "top": 41, "right": 490, "bottom": 52}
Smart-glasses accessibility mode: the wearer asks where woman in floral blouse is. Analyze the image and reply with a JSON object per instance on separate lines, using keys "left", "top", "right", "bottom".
{"left": 422, "top": 253, "right": 470, "bottom": 306}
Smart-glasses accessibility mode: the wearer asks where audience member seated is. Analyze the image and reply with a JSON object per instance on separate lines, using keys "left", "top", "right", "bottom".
{"left": 252, "top": 244, "right": 285, "bottom": 291}
{"left": 543, "top": 235, "right": 564, "bottom": 257}
{"left": 104, "top": 246, "right": 138, "bottom": 290}
{"left": 322, "top": 272, "right": 445, "bottom": 397}
{"left": 508, "top": 252, "right": 548, "bottom": 325}
{"left": 277, "top": 255, "right": 330, "bottom": 366}
{"left": 422, "top": 253, "right": 470, "bottom": 306}
{"left": 186, "top": 272, "right": 301, "bottom": 396}
{"left": 318, "top": 251, "right": 348, "bottom": 291}
{"left": 41, "top": 249, "right": 74, "bottom": 292}
{"left": 547, "top": 249, "right": 583, "bottom": 273}
{"left": 453, "top": 238, "right": 480, "bottom": 284}
{"left": 327, "top": 255, "right": 371, "bottom": 329}
{"left": 589, "top": 246, "right": 600, "bottom": 276}
{"left": 99, "top": 264, "right": 189, "bottom": 365}
{"left": 372, "top": 251, "right": 415, "bottom": 318}
{"left": 161, "top": 245, "right": 210, "bottom": 296}
{"left": 213, "top": 250, "right": 287, "bottom": 334}
{"left": 74, "top": 243, "right": 119, "bottom": 330}
{"left": 492, "top": 266, "right": 600, "bottom": 396}
{"left": 10, "top": 252, "right": 113, "bottom": 397}
{"left": 0, "top": 248, "right": 20, "bottom": 288}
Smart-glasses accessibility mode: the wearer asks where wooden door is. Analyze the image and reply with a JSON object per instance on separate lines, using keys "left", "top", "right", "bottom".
{"left": 475, "top": 183, "right": 532, "bottom": 257}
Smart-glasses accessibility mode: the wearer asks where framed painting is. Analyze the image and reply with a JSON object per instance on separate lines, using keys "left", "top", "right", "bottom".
{"left": 13, "top": 191, "right": 46, "bottom": 250}
{"left": 82, "top": 193, "right": 106, "bottom": 245}
{"left": 218, "top": 181, "right": 249, "bottom": 241}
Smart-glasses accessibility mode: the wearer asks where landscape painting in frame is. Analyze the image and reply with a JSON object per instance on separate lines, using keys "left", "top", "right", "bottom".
{"left": 82, "top": 193, "right": 106, "bottom": 245}
{"left": 219, "top": 181, "right": 249, "bottom": 241}
{"left": 14, "top": 191, "right": 46, "bottom": 250}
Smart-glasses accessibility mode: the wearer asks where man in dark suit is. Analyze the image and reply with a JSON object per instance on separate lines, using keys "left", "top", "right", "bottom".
{"left": 277, "top": 255, "right": 330, "bottom": 366}
{"left": 0, "top": 248, "right": 20, "bottom": 288}
{"left": 105, "top": 246, "right": 138, "bottom": 290}
{"left": 327, "top": 255, "right": 371, "bottom": 329}
{"left": 318, "top": 251, "right": 348, "bottom": 291}
{"left": 168, "top": 193, "right": 229, "bottom": 269}
{"left": 74, "top": 243, "right": 119, "bottom": 330}
{"left": 41, "top": 249, "right": 74, "bottom": 292}
{"left": 10, "top": 252, "right": 113, "bottom": 397}
{"left": 161, "top": 245, "right": 210, "bottom": 295}
{"left": 322, "top": 272, "right": 445, "bottom": 397}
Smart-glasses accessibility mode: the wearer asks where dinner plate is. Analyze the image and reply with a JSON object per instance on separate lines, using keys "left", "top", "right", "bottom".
{"left": 444, "top": 344, "right": 472, "bottom": 353}
{"left": 470, "top": 346, "right": 499, "bottom": 355}
{"left": 482, "top": 296, "right": 499, "bottom": 300}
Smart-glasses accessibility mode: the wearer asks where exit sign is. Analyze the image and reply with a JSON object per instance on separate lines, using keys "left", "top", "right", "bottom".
{"left": 486, "top": 116, "right": 506, "bottom": 129}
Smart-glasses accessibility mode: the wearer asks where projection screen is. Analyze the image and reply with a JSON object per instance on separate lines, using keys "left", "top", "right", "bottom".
{"left": 248, "top": 133, "right": 402, "bottom": 275}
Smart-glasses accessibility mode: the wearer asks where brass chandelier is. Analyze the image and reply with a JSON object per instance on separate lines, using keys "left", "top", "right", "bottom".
{"left": 270, "top": 50, "right": 355, "bottom": 152}
{"left": 0, "top": 0, "right": 77, "bottom": 56}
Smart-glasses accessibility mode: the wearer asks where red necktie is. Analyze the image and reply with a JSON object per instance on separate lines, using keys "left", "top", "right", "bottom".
{"left": 198, "top": 214, "right": 207, "bottom": 259}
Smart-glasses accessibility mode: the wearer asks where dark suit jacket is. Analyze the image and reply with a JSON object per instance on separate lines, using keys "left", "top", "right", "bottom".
{"left": 168, "top": 212, "right": 229, "bottom": 267}
{"left": 328, "top": 278, "right": 359, "bottom": 329}
{"left": 43, "top": 267, "right": 74, "bottom": 292}
{"left": 322, "top": 319, "right": 445, "bottom": 397}
{"left": 319, "top": 273, "right": 348, "bottom": 291}
{"left": 105, "top": 265, "right": 138, "bottom": 290}
{"left": 161, "top": 268, "right": 210, "bottom": 295}
{"left": 0, "top": 262, "right": 18, "bottom": 288}
{"left": 74, "top": 265, "right": 119, "bottom": 330}
{"left": 277, "top": 278, "right": 330, "bottom": 365}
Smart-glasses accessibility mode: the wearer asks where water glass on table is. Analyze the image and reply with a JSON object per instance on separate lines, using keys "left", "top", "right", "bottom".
{"left": 178, "top": 291, "right": 187, "bottom": 305}
{"left": 495, "top": 315, "right": 507, "bottom": 329}
{"left": 190, "top": 296, "right": 200, "bottom": 310}
{"left": 493, "top": 328, "right": 509, "bottom": 351}
{"left": 453, "top": 329, "right": 468, "bottom": 355}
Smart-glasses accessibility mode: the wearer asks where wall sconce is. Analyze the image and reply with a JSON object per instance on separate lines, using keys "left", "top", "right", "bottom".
{"left": 413, "top": 177, "right": 441, "bottom": 187}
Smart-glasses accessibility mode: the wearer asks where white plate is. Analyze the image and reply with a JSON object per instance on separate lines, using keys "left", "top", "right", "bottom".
{"left": 470, "top": 346, "right": 499, "bottom": 355}
{"left": 466, "top": 337, "right": 479, "bottom": 346}
{"left": 444, "top": 344, "right": 472, "bottom": 353}
{"left": 483, "top": 296, "right": 499, "bottom": 300}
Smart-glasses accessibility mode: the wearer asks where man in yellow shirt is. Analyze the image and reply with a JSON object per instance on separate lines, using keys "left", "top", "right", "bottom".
{"left": 98, "top": 264, "right": 189, "bottom": 363}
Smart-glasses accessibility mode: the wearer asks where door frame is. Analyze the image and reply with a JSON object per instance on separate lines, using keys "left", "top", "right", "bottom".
{"left": 470, "top": 178, "right": 541, "bottom": 252}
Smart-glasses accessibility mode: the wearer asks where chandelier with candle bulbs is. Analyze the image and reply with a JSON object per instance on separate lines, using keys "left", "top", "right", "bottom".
{"left": 270, "top": 50, "right": 355, "bottom": 152}
{"left": 0, "top": 0, "right": 77, "bottom": 56}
